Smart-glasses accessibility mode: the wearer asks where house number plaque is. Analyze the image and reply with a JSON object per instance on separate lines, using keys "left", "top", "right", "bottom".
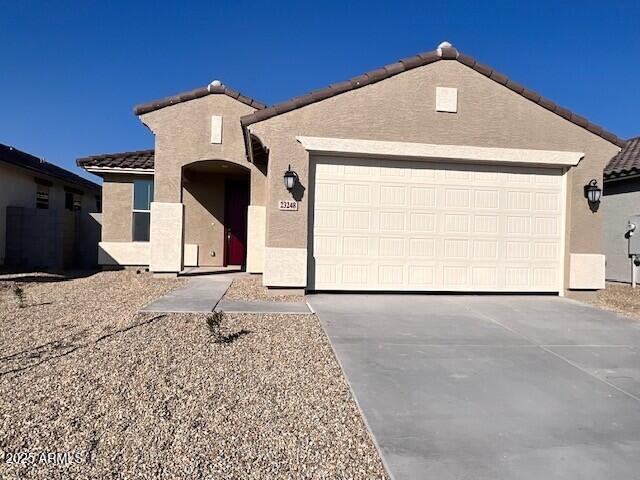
{"left": 279, "top": 200, "right": 298, "bottom": 211}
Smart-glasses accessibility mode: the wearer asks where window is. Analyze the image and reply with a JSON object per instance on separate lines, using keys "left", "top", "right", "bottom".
{"left": 36, "top": 185, "right": 49, "bottom": 209}
{"left": 132, "top": 179, "right": 154, "bottom": 241}
{"left": 65, "top": 192, "right": 73, "bottom": 210}
{"left": 65, "top": 192, "right": 82, "bottom": 211}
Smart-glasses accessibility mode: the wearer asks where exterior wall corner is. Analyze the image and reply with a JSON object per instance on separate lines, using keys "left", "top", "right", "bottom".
{"left": 246, "top": 205, "right": 266, "bottom": 273}
{"left": 150, "top": 202, "right": 184, "bottom": 272}
{"left": 263, "top": 247, "right": 307, "bottom": 287}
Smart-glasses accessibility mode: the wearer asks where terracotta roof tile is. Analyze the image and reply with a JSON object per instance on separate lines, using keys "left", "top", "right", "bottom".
{"left": 399, "top": 55, "right": 425, "bottom": 69}
{"left": 505, "top": 79, "right": 525, "bottom": 94}
{"left": 472, "top": 62, "right": 493, "bottom": 77}
{"left": 383, "top": 62, "right": 405, "bottom": 76}
{"left": 239, "top": 45, "right": 624, "bottom": 148}
{"left": 76, "top": 149, "right": 155, "bottom": 170}
{"left": 605, "top": 137, "right": 638, "bottom": 179}
{"left": 521, "top": 89, "right": 541, "bottom": 102}
{"left": 489, "top": 70, "right": 509, "bottom": 85}
{"left": 456, "top": 53, "right": 476, "bottom": 67}
{"left": 538, "top": 97, "right": 556, "bottom": 111}
{"left": 554, "top": 106, "right": 572, "bottom": 120}
{"left": 586, "top": 123, "right": 604, "bottom": 136}
{"left": 367, "top": 67, "right": 390, "bottom": 82}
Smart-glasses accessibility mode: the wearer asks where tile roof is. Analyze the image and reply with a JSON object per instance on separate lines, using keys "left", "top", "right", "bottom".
{"left": 240, "top": 44, "right": 625, "bottom": 148}
{"left": 133, "top": 83, "right": 267, "bottom": 116}
{"left": 605, "top": 137, "right": 640, "bottom": 180}
{"left": 0, "top": 143, "right": 101, "bottom": 192}
{"left": 76, "top": 149, "right": 155, "bottom": 170}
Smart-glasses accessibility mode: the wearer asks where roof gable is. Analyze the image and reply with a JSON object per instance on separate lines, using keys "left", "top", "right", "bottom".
{"left": 134, "top": 82, "right": 266, "bottom": 116}
{"left": 240, "top": 43, "right": 624, "bottom": 148}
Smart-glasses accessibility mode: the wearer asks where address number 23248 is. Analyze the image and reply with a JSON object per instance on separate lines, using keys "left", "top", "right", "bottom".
{"left": 278, "top": 200, "right": 298, "bottom": 211}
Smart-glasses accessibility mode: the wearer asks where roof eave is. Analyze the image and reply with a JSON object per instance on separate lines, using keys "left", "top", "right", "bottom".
{"left": 83, "top": 166, "right": 154, "bottom": 176}
{"left": 0, "top": 157, "right": 101, "bottom": 192}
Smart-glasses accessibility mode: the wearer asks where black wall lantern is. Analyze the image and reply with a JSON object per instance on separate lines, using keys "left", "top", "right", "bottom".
{"left": 584, "top": 179, "right": 602, "bottom": 204}
{"left": 284, "top": 164, "right": 298, "bottom": 190}
{"left": 584, "top": 179, "right": 602, "bottom": 213}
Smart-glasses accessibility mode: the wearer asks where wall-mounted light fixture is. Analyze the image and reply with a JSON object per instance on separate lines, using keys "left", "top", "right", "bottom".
{"left": 584, "top": 179, "right": 602, "bottom": 205}
{"left": 284, "top": 164, "right": 298, "bottom": 191}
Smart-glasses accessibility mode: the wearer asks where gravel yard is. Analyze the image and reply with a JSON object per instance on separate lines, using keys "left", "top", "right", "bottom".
{"left": 0, "top": 271, "right": 386, "bottom": 479}
{"left": 590, "top": 282, "right": 640, "bottom": 321}
{"left": 223, "top": 274, "right": 305, "bottom": 303}
{"left": 0, "top": 270, "right": 186, "bottom": 362}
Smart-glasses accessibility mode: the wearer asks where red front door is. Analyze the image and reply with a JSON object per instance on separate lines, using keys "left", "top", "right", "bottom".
{"left": 224, "top": 180, "right": 249, "bottom": 266}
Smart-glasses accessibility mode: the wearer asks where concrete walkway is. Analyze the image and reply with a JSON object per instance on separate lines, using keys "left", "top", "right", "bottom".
{"left": 141, "top": 276, "right": 232, "bottom": 313}
{"left": 308, "top": 294, "right": 640, "bottom": 480}
{"left": 142, "top": 275, "right": 312, "bottom": 314}
{"left": 216, "top": 299, "right": 311, "bottom": 314}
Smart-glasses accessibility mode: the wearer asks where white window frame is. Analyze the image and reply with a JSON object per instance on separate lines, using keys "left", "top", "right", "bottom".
{"left": 132, "top": 179, "right": 154, "bottom": 242}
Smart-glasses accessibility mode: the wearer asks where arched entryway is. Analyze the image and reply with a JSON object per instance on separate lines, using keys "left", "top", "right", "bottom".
{"left": 182, "top": 160, "right": 250, "bottom": 268}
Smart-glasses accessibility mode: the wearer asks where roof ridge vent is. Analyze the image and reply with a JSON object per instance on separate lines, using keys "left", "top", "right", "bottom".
{"left": 207, "top": 79, "right": 223, "bottom": 92}
{"left": 436, "top": 41, "right": 453, "bottom": 56}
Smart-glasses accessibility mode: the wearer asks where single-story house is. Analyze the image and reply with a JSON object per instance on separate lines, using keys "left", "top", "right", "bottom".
{"left": 78, "top": 41, "right": 624, "bottom": 297}
{"left": 1, "top": 143, "right": 102, "bottom": 269}
{"left": 603, "top": 137, "right": 639, "bottom": 283}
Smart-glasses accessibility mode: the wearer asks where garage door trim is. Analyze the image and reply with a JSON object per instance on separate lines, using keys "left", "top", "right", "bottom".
{"left": 297, "top": 136, "right": 584, "bottom": 167}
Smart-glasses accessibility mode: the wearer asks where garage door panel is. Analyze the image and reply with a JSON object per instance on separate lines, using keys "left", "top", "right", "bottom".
{"left": 343, "top": 183, "right": 370, "bottom": 204}
{"left": 310, "top": 156, "right": 563, "bottom": 292}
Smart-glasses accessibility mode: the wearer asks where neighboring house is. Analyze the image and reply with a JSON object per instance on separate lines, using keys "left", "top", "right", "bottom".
{"left": 78, "top": 42, "right": 624, "bottom": 297}
{"left": 603, "top": 137, "right": 639, "bottom": 283}
{"left": 0, "top": 143, "right": 102, "bottom": 269}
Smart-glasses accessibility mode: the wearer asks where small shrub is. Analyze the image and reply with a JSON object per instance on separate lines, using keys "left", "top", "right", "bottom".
{"left": 205, "top": 311, "right": 249, "bottom": 344}
{"left": 206, "top": 311, "right": 226, "bottom": 343}
{"left": 12, "top": 285, "right": 26, "bottom": 308}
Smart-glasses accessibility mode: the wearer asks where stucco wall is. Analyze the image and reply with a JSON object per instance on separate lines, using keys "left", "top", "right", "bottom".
{"left": 603, "top": 178, "right": 640, "bottom": 283}
{"left": 0, "top": 162, "right": 101, "bottom": 265}
{"left": 99, "top": 168, "right": 252, "bottom": 269}
{"left": 248, "top": 59, "right": 620, "bottom": 289}
{"left": 0, "top": 163, "right": 35, "bottom": 264}
{"left": 140, "top": 94, "right": 266, "bottom": 206}
{"left": 101, "top": 174, "right": 140, "bottom": 242}
{"left": 183, "top": 173, "right": 225, "bottom": 266}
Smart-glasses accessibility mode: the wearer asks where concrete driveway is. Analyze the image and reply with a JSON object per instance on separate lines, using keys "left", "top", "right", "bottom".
{"left": 307, "top": 294, "right": 640, "bottom": 480}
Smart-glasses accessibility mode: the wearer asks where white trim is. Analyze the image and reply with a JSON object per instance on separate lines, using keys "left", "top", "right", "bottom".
{"left": 435, "top": 86, "right": 458, "bottom": 113}
{"left": 210, "top": 115, "right": 223, "bottom": 144}
{"left": 296, "top": 136, "right": 584, "bottom": 167}
{"left": 559, "top": 167, "right": 568, "bottom": 296}
{"left": 85, "top": 167, "right": 154, "bottom": 175}
{"left": 569, "top": 254, "right": 606, "bottom": 289}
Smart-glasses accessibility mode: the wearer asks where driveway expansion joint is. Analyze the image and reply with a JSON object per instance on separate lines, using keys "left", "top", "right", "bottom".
{"left": 449, "top": 296, "right": 640, "bottom": 404}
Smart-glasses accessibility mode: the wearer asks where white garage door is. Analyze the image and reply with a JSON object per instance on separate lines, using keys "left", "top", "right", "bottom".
{"left": 310, "top": 156, "right": 565, "bottom": 292}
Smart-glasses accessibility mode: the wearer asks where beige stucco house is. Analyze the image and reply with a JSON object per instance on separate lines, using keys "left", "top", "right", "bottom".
{"left": 78, "top": 42, "right": 624, "bottom": 296}
{"left": 1, "top": 143, "right": 102, "bottom": 269}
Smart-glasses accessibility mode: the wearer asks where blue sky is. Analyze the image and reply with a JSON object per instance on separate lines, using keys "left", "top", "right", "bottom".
{"left": 1, "top": 0, "right": 638, "bottom": 181}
